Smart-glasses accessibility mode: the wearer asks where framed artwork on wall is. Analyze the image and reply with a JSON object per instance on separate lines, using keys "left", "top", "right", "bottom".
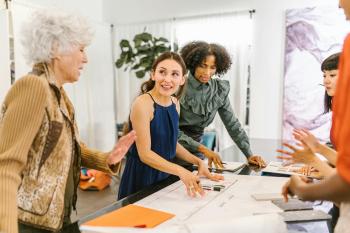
{"left": 283, "top": 6, "right": 350, "bottom": 144}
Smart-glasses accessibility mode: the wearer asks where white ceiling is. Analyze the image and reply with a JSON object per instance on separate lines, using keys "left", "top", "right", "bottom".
{"left": 103, "top": 0, "right": 252, "bottom": 24}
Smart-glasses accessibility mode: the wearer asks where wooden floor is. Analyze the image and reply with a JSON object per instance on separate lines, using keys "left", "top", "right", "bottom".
{"left": 71, "top": 174, "right": 121, "bottom": 222}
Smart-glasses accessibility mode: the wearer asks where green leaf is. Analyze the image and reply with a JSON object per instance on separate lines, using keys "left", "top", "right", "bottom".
{"left": 135, "top": 70, "right": 146, "bottom": 78}
{"left": 137, "top": 45, "right": 151, "bottom": 52}
{"left": 119, "top": 52, "right": 127, "bottom": 60}
{"left": 157, "top": 37, "right": 169, "bottom": 43}
{"left": 120, "top": 39, "right": 130, "bottom": 48}
{"left": 141, "top": 32, "right": 153, "bottom": 41}
{"left": 126, "top": 54, "right": 134, "bottom": 64}
{"left": 132, "top": 64, "right": 140, "bottom": 70}
{"left": 115, "top": 58, "right": 124, "bottom": 68}
{"left": 116, "top": 33, "right": 175, "bottom": 78}
{"left": 133, "top": 37, "right": 142, "bottom": 48}
{"left": 154, "top": 40, "right": 168, "bottom": 47}
{"left": 155, "top": 46, "right": 168, "bottom": 54}
{"left": 140, "top": 59, "right": 152, "bottom": 69}
{"left": 140, "top": 55, "right": 152, "bottom": 63}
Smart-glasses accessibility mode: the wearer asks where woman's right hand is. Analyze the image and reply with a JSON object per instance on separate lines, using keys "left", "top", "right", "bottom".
{"left": 293, "top": 129, "right": 321, "bottom": 153}
{"left": 178, "top": 168, "right": 204, "bottom": 197}
{"left": 107, "top": 130, "right": 136, "bottom": 165}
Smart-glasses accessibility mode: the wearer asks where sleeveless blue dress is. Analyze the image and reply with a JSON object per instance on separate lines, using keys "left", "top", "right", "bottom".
{"left": 118, "top": 93, "right": 179, "bottom": 200}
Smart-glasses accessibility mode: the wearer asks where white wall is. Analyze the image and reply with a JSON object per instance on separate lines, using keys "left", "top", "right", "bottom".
{"left": 14, "top": 0, "right": 104, "bottom": 22}
{"left": 0, "top": 9, "right": 10, "bottom": 105}
{"left": 103, "top": 0, "right": 337, "bottom": 140}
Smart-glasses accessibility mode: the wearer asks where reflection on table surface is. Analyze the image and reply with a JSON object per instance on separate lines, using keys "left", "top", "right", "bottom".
{"left": 75, "top": 138, "right": 330, "bottom": 233}
{"left": 220, "top": 138, "right": 283, "bottom": 163}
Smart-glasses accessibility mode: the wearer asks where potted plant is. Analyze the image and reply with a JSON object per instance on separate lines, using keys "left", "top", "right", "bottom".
{"left": 115, "top": 32, "right": 178, "bottom": 78}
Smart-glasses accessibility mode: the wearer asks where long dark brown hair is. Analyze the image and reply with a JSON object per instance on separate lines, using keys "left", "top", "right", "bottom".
{"left": 140, "top": 51, "right": 187, "bottom": 100}
{"left": 123, "top": 52, "right": 187, "bottom": 135}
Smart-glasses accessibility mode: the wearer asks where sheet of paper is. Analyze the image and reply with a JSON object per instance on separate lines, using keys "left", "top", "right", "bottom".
{"left": 262, "top": 161, "right": 321, "bottom": 178}
{"left": 262, "top": 161, "right": 302, "bottom": 175}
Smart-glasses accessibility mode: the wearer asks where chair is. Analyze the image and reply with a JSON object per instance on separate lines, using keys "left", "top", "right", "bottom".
{"left": 201, "top": 131, "right": 216, "bottom": 150}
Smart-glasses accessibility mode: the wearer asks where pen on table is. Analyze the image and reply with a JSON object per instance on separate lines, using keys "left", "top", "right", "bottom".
{"left": 134, "top": 224, "right": 147, "bottom": 228}
{"left": 202, "top": 185, "right": 222, "bottom": 192}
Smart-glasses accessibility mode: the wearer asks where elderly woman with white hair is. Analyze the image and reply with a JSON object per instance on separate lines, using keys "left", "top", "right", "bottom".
{"left": 0, "top": 9, "right": 136, "bottom": 233}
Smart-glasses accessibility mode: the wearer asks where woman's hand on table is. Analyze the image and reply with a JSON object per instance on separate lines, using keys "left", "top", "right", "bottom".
{"left": 248, "top": 155, "right": 267, "bottom": 168}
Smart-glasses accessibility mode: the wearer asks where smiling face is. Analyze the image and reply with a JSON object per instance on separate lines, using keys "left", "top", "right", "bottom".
{"left": 151, "top": 59, "right": 185, "bottom": 97}
{"left": 323, "top": 69, "right": 338, "bottom": 97}
{"left": 54, "top": 44, "right": 88, "bottom": 85}
{"left": 194, "top": 55, "right": 217, "bottom": 83}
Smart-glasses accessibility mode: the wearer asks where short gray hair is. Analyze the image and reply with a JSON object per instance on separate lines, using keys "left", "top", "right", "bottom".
{"left": 21, "top": 9, "right": 94, "bottom": 65}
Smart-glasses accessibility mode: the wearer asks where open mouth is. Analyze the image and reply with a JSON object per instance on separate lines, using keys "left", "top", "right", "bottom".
{"left": 160, "top": 84, "right": 173, "bottom": 91}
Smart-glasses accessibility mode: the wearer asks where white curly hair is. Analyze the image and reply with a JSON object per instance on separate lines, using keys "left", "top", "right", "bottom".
{"left": 21, "top": 9, "right": 94, "bottom": 65}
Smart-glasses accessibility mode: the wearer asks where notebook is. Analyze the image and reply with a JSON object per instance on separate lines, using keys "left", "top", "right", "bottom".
{"left": 81, "top": 204, "right": 174, "bottom": 229}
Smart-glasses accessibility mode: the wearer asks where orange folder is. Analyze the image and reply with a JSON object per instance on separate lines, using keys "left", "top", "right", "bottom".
{"left": 83, "top": 204, "right": 175, "bottom": 228}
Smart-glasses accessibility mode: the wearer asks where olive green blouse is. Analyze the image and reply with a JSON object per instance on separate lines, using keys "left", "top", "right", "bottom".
{"left": 178, "top": 73, "right": 252, "bottom": 158}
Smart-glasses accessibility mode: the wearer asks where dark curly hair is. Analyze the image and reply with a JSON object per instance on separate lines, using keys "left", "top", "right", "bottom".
{"left": 180, "top": 41, "right": 232, "bottom": 77}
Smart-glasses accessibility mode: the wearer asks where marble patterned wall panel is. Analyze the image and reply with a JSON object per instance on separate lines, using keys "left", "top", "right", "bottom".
{"left": 283, "top": 6, "right": 350, "bottom": 143}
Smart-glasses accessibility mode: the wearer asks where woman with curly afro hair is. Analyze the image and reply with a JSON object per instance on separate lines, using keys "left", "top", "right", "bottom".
{"left": 178, "top": 41, "right": 266, "bottom": 168}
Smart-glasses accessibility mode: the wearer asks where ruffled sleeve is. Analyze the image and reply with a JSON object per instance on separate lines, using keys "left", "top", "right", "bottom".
{"left": 216, "top": 79, "right": 253, "bottom": 158}
{"left": 177, "top": 129, "right": 201, "bottom": 153}
{"left": 181, "top": 79, "right": 230, "bottom": 116}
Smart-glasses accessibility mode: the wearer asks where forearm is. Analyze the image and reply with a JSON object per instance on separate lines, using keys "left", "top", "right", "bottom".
{"left": 176, "top": 143, "right": 202, "bottom": 166}
{"left": 317, "top": 144, "right": 337, "bottom": 166}
{"left": 219, "top": 109, "right": 252, "bottom": 158}
{"left": 197, "top": 144, "right": 208, "bottom": 154}
{"left": 139, "top": 150, "right": 183, "bottom": 176}
{"left": 80, "top": 143, "right": 120, "bottom": 175}
{"left": 228, "top": 131, "right": 252, "bottom": 158}
{"left": 298, "top": 172, "right": 350, "bottom": 203}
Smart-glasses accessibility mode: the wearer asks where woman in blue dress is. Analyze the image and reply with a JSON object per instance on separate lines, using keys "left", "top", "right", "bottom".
{"left": 118, "top": 52, "right": 223, "bottom": 200}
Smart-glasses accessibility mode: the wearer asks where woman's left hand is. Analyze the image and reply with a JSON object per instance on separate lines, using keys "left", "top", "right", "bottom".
{"left": 248, "top": 155, "right": 267, "bottom": 168}
{"left": 276, "top": 143, "right": 317, "bottom": 166}
{"left": 107, "top": 130, "right": 137, "bottom": 165}
{"left": 197, "top": 162, "right": 224, "bottom": 181}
